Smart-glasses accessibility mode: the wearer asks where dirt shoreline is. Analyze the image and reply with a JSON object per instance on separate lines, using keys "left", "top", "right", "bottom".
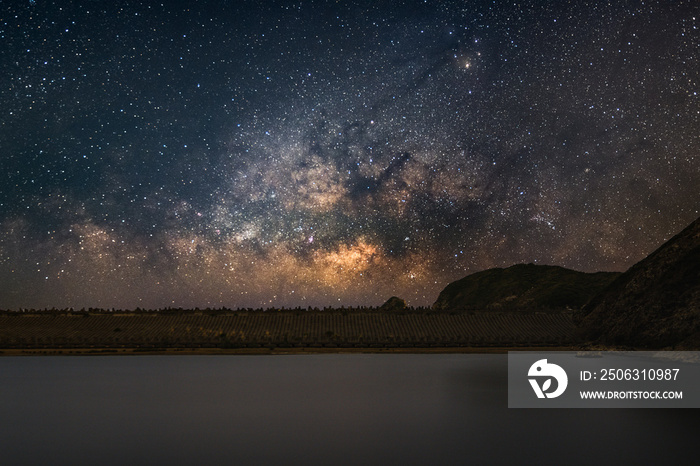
{"left": 0, "top": 346, "right": 583, "bottom": 356}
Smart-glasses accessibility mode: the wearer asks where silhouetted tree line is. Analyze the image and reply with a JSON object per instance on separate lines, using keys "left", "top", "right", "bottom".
{"left": 1, "top": 306, "right": 436, "bottom": 315}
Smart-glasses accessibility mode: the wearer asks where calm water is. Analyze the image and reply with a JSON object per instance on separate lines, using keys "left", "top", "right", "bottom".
{"left": 0, "top": 354, "right": 696, "bottom": 465}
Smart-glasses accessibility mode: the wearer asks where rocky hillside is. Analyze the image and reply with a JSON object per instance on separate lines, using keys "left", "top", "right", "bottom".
{"left": 577, "top": 216, "right": 700, "bottom": 348}
{"left": 433, "top": 263, "right": 619, "bottom": 311}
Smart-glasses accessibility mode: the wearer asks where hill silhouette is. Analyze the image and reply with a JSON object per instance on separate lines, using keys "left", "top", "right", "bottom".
{"left": 577, "top": 216, "right": 700, "bottom": 348}
{"left": 379, "top": 296, "right": 408, "bottom": 312}
{"left": 433, "top": 263, "right": 619, "bottom": 311}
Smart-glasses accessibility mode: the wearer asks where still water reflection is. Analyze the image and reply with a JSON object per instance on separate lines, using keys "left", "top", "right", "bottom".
{"left": 0, "top": 354, "right": 696, "bottom": 465}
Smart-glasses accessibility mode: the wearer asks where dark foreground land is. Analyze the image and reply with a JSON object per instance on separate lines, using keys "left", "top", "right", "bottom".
{"left": 0, "top": 309, "right": 576, "bottom": 354}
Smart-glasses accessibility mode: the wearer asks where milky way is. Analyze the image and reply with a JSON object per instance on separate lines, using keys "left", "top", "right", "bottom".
{"left": 1, "top": 1, "right": 698, "bottom": 309}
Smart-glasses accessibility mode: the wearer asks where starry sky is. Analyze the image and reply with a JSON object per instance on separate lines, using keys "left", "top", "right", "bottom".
{"left": 1, "top": 0, "right": 698, "bottom": 310}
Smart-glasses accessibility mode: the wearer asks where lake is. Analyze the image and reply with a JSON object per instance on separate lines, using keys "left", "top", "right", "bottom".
{"left": 0, "top": 354, "right": 696, "bottom": 465}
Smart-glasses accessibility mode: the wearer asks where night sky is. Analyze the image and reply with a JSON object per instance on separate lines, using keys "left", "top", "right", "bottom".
{"left": 1, "top": 0, "right": 698, "bottom": 310}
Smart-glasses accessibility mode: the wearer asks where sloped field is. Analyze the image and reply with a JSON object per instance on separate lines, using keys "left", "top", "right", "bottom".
{"left": 0, "top": 311, "right": 576, "bottom": 349}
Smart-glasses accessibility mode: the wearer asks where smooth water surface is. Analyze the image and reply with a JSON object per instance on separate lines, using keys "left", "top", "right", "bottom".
{"left": 0, "top": 354, "right": 696, "bottom": 465}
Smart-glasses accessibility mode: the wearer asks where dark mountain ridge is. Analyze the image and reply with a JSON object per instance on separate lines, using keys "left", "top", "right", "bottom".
{"left": 577, "top": 216, "right": 700, "bottom": 348}
{"left": 433, "top": 263, "right": 620, "bottom": 311}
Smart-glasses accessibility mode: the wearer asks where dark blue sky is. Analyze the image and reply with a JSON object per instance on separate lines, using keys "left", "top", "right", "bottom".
{"left": 1, "top": 0, "right": 698, "bottom": 309}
